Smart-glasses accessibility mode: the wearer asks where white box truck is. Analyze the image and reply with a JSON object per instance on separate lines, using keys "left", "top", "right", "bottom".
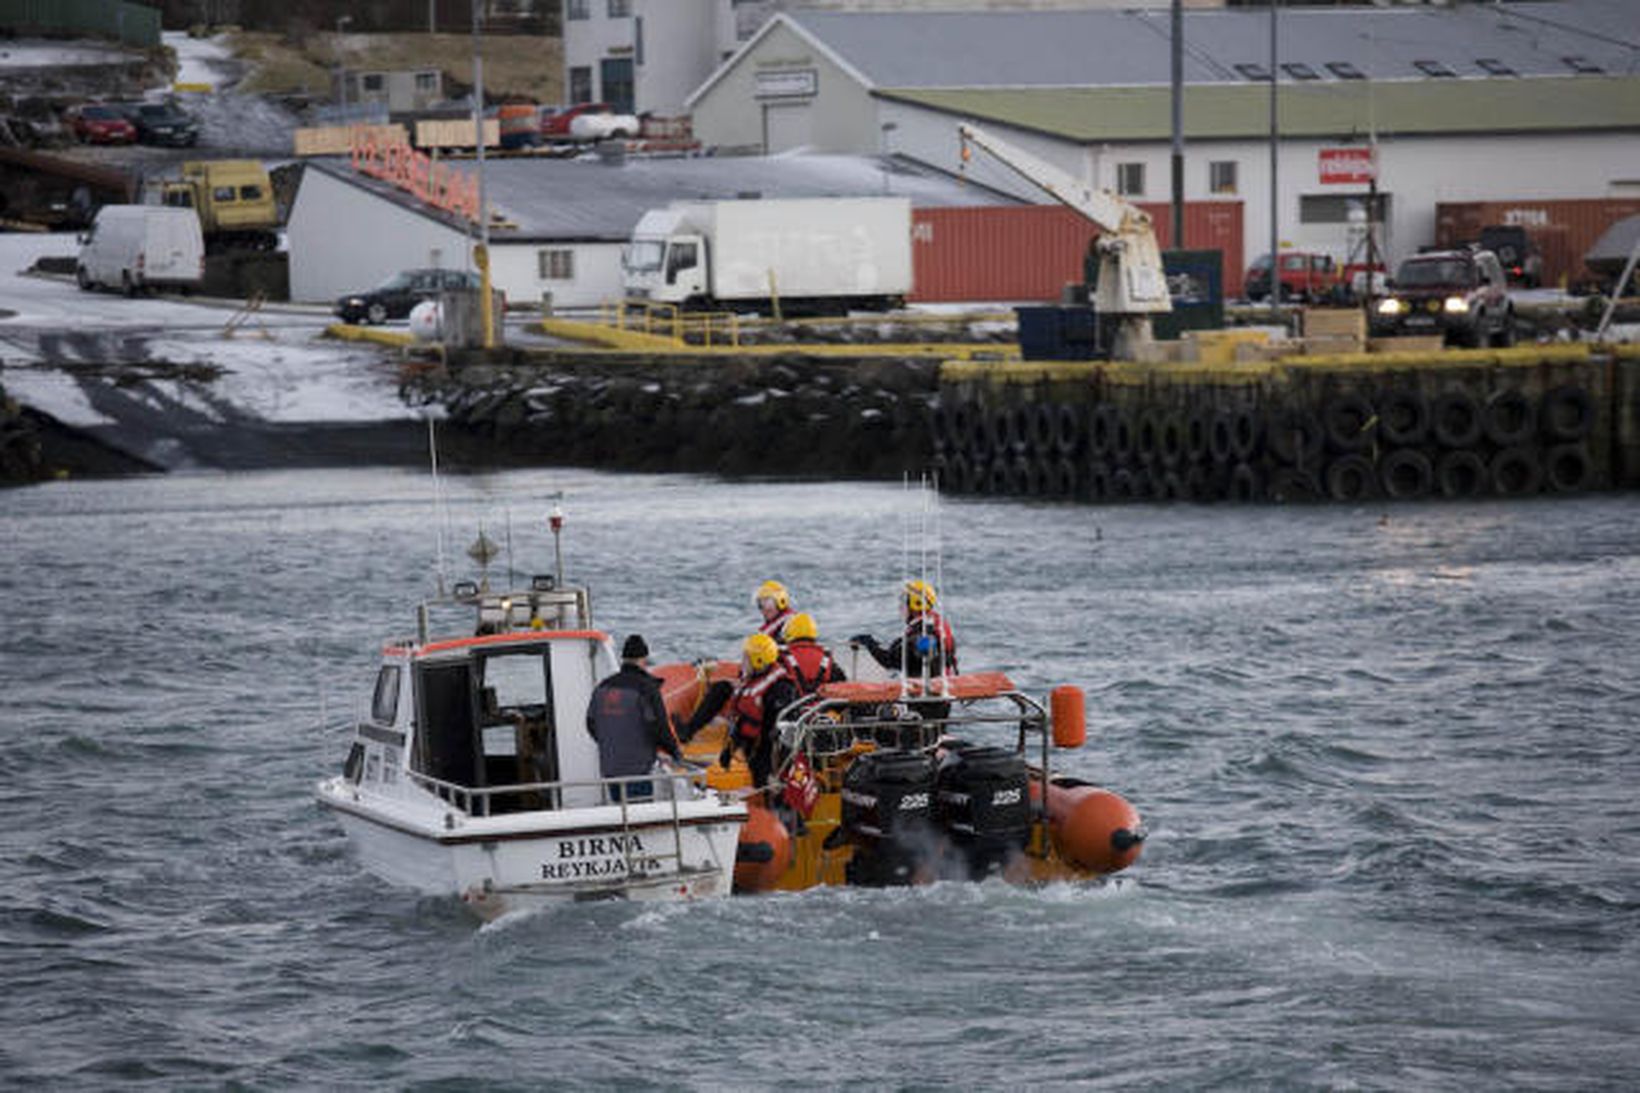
{"left": 622, "top": 197, "right": 912, "bottom": 315}
{"left": 76, "top": 205, "right": 205, "bottom": 296}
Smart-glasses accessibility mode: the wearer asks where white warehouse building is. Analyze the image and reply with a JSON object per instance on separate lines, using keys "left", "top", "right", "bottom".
{"left": 683, "top": 1, "right": 1640, "bottom": 268}
{"left": 285, "top": 151, "right": 1008, "bottom": 309}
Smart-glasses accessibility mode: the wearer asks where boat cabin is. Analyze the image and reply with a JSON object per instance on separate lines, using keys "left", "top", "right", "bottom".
{"left": 346, "top": 577, "right": 617, "bottom": 816}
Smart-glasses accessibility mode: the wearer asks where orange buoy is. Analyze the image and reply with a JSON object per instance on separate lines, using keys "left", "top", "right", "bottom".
{"left": 1050, "top": 685, "right": 1086, "bottom": 749}
{"left": 733, "top": 804, "right": 792, "bottom": 893}
{"left": 1043, "top": 781, "right": 1144, "bottom": 874}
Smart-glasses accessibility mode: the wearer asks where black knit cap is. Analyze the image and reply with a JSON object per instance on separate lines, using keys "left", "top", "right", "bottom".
{"left": 621, "top": 634, "right": 649, "bottom": 661}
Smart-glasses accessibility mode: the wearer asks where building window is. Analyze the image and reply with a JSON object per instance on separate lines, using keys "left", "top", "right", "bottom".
{"left": 1476, "top": 58, "right": 1516, "bottom": 77}
{"left": 607, "top": 0, "right": 630, "bottom": 16}
{"left": 1117, "top": 163, "right": 1145, "bottom": 197}
{"left": 566, "top": 0, "right": 589, "bottom": 19}
{"left": 415, "top": 71, "right": 439, "bottom": 91}
{"left": 361, "top": 73, "right": 385, "bottom": 92}
{"left": 1280, "top": 63, "right": 1319, "bottom": 81}
{"left": 1234, "top": 62, "right": 1270, "bottom": 81}
{"left": 1209, "top": 161, "right": 1237, "bottom": 195}
{"left": 1563, "top": 55, "right": 1603, "bottom": 74}
{"left": 538, "top": 249, "right": 575, "bottom": 280}
{"left": 1326, "top": 61, "right": 1365, "bottom": 80}
{"left": 1413, "top": 59, "right": 1455, "bottom": 78}
{"left": 569, "top": 66, "right": 593, "bottom": 103}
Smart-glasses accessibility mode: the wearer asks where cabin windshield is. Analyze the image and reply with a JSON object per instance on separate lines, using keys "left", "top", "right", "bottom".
{"left": 623, "top": 239, "right": 664, "bottom": 273}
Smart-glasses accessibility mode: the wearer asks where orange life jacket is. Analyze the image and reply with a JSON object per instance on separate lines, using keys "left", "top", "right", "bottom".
{"left": 731, "top": 664, "right": 788, "bottom": 741}
{"left": 781, "top": 639, "right": 836, "bottom": 696}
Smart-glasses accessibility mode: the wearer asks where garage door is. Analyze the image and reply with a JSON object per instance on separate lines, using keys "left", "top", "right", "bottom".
{"left": 763, "top": 104, "right": 813, "bottom": 154}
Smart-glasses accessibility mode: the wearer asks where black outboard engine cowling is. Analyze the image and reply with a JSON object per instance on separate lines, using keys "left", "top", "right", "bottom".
{"left": 841, "top": 750, "right": 938, "bottom": 886}
{"left": 936, "top": 745, "right": 1032, "bottom": 877}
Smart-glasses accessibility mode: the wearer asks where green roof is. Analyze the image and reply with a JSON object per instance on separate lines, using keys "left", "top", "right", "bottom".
{"left": 877, "top": 77, "right": 1640, "bottom": 143}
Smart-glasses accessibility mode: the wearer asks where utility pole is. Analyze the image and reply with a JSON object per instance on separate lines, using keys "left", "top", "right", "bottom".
{"left": 1170, "top": 0, "right": 1184, "bottom": 250}
{"left": 1268, "top": 0, "right": 1280, "bottom": 322}
{"left": 473, "top": 0, "right": 493, "bottom": 349}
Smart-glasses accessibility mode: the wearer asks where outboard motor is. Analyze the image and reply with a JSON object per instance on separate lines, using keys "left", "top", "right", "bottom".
{"left": 841, "top": 750, "right": 938, "bottom": 886}
{"left": 936, "top": 745, "right": 1031, "bottom": 878}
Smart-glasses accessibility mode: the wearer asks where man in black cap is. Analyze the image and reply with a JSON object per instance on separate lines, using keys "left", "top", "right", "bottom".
{"left": 586, "top": 634, "right": 680, "bottom": 801}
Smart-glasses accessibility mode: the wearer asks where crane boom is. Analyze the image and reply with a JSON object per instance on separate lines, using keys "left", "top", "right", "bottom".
{"left": 958, "top": 122, "right": 1170, "bottom": 359}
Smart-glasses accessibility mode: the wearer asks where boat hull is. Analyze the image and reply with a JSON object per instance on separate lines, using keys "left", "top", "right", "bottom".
{"left": 318, "top": 777, "right": 746, "bottom": 918}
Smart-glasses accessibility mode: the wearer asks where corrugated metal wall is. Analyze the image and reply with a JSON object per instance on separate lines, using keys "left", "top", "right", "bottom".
{"left": 910, "top": 201, "right": 1244, "bottom": 303}
{"left": 1434, "top": 198, "right": 1640, "bottom": 289}
{"left": 0, "top": 0, "right": 161, "bottom": 47}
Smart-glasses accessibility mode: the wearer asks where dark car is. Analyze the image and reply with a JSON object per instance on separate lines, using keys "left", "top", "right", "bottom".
{"left": 68, "top": 104, "right": 137, "bottom": 145}
{"left": 1371, "top": 249, "right": 1513, "bottom": 347}
{"left": 118, "top": 102, "right": 201, "bottom": 147}
{"left": 336, "top": 268, "right": 486, "bottom": 324}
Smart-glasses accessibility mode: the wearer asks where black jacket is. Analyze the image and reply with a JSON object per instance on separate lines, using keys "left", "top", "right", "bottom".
{"left": 586, "top": 664, "right": 679, "bottom": 778}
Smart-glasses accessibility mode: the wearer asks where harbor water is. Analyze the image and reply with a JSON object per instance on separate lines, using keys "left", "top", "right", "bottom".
{"left": 3, "top": 468, "right": 1638, "bottom": 1088}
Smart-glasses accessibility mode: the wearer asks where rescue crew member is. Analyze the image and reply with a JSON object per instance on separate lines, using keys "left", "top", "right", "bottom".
{"left": 586, "top": 634, "right": 680, "bottom": 802}
{"left": 851, "top": 579, "right": 959, "bottom": 678}
{"left": 754, "top": 579, "right": 796, "bottom": 641}
{"left": 780, "top": 612, "right": 846, "bottom": 696}
{"left": 675, "top": 580, "right": 799, "bottom": 740}
{"left": 719, "top": 632, "right": 798, "bottom": 794}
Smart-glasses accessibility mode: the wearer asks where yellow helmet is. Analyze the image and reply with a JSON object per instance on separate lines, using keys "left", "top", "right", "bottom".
{"left": 743, "top": 632, "right": 780, "bottom": 672}
{"left": 904, "top": 579, "right": 938, "bottom": 613}
{"left": 782, "top": 612, "right": 818, "bottom": 642}
{"left": 753, "top": 579, "right": 790, "bottom": 612}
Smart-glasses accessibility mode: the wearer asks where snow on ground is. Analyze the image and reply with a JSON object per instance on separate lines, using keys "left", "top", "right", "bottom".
{"left": 0, "top": 233, "right": 418, "bottom": 426}
{"left": 165, "top": 31, "right": 232, "bottom": 90}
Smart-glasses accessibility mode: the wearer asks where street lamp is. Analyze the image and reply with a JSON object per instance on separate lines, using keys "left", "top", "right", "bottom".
{"left": 336, "top": 15, "right": 353, "bottom": 117}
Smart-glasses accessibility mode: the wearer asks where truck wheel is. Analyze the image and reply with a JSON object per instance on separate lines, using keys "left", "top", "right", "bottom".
{"left": 367, "top": 303, "right": 388, "bottom": 324}
{"left": 122, "top": 272, "right": 137, "bottom": 298}
{"left": 76, "top": 266, "right": 93, "bottom": 291}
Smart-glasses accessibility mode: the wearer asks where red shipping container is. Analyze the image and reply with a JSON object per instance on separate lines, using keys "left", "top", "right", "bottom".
{"left": 1434, "top": 198, "right": 1640, "bottom": 290}
{"left": 910, "top": 201, "right": 1244, "bottom": 303}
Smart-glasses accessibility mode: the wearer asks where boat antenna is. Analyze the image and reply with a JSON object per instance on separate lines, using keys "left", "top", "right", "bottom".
{"left": 900, "top": 473, "right": 911, "bottom": 692}
{"left": 550, "top": 500, "right": 565, "bottom": 589}
{"left": 505, "top": 506, "right": 516, "bottom": 590}
{"left": 427, "top": 414, "right": 449, "bottom": 596}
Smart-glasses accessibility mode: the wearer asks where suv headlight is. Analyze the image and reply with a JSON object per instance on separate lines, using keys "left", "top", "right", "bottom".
{"left": 1443, "top": 296, "right": 1470, "bottom": 314}
{"left": 1375, "top": 298, "right": 1405, "bottom": 316}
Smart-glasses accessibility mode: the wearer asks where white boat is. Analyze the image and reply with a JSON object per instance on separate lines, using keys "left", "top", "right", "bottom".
{"left": 316, "top": 565, "right": 747, "bottom": 918}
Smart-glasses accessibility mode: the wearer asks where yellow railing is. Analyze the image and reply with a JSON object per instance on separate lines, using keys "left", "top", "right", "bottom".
{"left": 597, "top": 300, "right": 744, "bottom": 347}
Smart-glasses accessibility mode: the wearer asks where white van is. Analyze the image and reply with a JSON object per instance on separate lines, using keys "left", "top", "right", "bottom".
{"left": 76, "top": 205, "right": 204, "bottom": 296}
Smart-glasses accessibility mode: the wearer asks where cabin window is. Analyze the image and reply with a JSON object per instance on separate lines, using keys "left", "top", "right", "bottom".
{"left": 1116, "top": 163, "right": 1145, "bottom": 198}
{"left": 666, "top": 242, "right": 698, "bottom": 283}
{"left": 414, "top": 661, "right": 477, "bottom": 789}
{"left": 365, "top": 750, "right": 381, "bottom": 783}
{"left": 239, "top": 185, "right": 263, "bottom": 201}
{"left": 371, "top": 665, "right": 401, "bottom": 724}
{"left": 1209, "top": 161, "right": 1238, "bottom": 195}
{"left": 213, "top": 186, "right": 235, "bottom": 202}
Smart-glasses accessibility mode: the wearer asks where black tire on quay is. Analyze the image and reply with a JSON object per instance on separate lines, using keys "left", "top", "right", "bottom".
{"left": 1024, "top": 456, "right": 1053, "bottom": 497}
{"left": 988, "top": 406, "right": 1014, "bottom": 456}
{"left": 1230, "top": 407, "right": 1262, "bottom": 461}
{"left": 1541, "top": 385, "right": 1593, "bottom": 442}
{"left": 1185, "top": 407, "right": 1212, "bottom": 465}
{"left": 1089, "top": 403, "right": 1118, "bottom": 458}
{"left": 1267, "top": 409, "right": 1324, "bottom": 467}
{"left": 1086, "top": 460, "right": 1111, "bottom": 501}
{"left": 1031, "top": 402, "right": 1057, "bottom": 454}
{"left": 1323, "top": 393, "right": 1377, "bottom": 452}
{"left": 1325, "top": 454, "right": 1379, "bottom": 502}
{"left": 951, "top": 400, "right": 976, "bottom": 452}
{"left": 1130, "top": 467, "right": 1156, "bottom": 501}
{"left": 1482, "top": 388, "right": 1536, "bottom": 447}
{"left": 929, "top": 407, "right": 949, "bottom": 455}
{"left": 1186, "top": 464, "right": 1218, "bottom": 502}
{"left": 1054, "top": 403, "right": 1082, "bottom": 456}
{"left": 1435, "top": 450, "right": 1487, "bottom": 499}
{"left": 1228, "top": 461, "right": 1262, "bottom": 502}
{"left": 1008, "top": 456, "right": 1037, "bottom": 495}
{"left": 1053, "top": 456, "right": 1079, "bottom": 498}
{"left": 986, "top": 459, "right": 1009, "bottom": 495}
{"left": 1159, "top": 413, "right": 1187, "bottom": 469}
{"left": 1112, "top": 414, "right": 1136, "bottom": 464}
{"left": 1109, "top": 467, "right": 1138, "bottom": 501}
{"left": 1431, "top": 389, "right": 1483, "bottom": 449}
{"left": 1380, "top": 448, "right": 1434, "bottom": 500}
{"left": 1269, "top": 467, "right": 1323, "bottom": 504}
{"left": 1157, "top": 470, "right": 1187, "bottom": 501}
{"left": 1379, "top": 388, "right": 1429, "bottom": 447}
{"left": 947, "top": 452, "right": 974, "bottom": 494}
{"left": 1136, "top": 412, "right": 1162, "bottom": 464}
{"left": 1543, "top": 443, "right": 1592, "bottom": 493}
{"left": 1490, "top": 446, "right": 1542, "bottom": 496}
{"left": 1209, "top": 409, "right": 1236, "bottom": 464}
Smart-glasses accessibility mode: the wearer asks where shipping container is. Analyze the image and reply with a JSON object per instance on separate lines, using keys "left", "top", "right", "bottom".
{"left": 910, "top": 201, "right": 1244, "bottom": 304}
{"left": 1434, "top": 198, "right": 1640, "bottom": 291}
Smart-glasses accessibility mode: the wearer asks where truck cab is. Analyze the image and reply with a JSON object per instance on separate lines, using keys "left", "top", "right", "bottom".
{"left": 623, "top": 208, "right": 704, "bottom": 306}
{"left": 160, "top": 160, "right": 278, "bottom": 252}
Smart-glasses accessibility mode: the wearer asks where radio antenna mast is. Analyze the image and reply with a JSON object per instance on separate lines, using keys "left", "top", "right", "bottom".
{"left": 427, "top": 415, "right": 449, "bottom": 596}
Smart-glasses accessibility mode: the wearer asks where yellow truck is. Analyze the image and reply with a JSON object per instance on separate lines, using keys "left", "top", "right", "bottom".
{"left": 159, "top": 159, "right": 278, "bottom": 253}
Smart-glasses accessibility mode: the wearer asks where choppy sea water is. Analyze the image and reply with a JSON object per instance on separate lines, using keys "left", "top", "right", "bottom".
{"left": 3, "top": 468, "right": 1638, "bottom": 1089}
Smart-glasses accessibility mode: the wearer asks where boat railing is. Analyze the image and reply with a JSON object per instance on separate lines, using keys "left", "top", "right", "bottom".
{"left": 773, "top": 689, "right": 1053, "bottom": 786}
{"left": 403, "top": 763, "right": 731, "bottom": 879}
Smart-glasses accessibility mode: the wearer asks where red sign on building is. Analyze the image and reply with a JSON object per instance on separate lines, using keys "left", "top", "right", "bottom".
{"left": 1319, "top": 147, "right": 1377, "bottom": 185}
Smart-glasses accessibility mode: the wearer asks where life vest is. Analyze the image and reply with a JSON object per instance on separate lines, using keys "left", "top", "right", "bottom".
{"left": 759, "top": 607, "right": 795, "bottom": 640}
{"left": 905, "top": 610, "right": 958, "bottom": 674}
{"left": 730, "top": 664, "right": 788, "bottom": 741}
{"left": 781, "top": 640, "right": 835, "bottom": 696}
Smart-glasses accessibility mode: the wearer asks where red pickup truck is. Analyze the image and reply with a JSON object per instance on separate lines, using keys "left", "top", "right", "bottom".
{"left": 1244, "top": 252, "right": 1345, "bottom": 303}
